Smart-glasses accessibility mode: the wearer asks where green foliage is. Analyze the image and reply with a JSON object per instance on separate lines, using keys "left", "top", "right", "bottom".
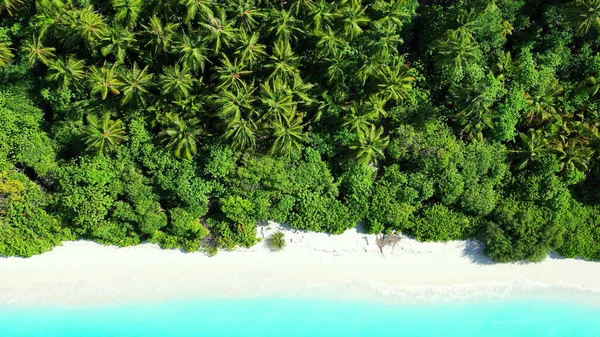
{"left": 0, "top": 0, "right": 598, "bottom": 262}
{"left": 266, "top": 231, "right": 286, "bottom": 251}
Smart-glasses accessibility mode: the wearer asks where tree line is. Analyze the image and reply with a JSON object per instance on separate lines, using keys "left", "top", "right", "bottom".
{"left": 0, "top": 0, "right": 599, "bottom": 261}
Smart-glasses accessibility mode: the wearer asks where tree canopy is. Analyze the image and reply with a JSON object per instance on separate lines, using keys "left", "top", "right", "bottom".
{"left": 0, "top": 0, "right": 599, "bottom": 261}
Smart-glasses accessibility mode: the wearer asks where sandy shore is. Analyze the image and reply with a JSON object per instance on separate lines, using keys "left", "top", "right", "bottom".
{"left": 1, "top": 223, "right": 600, "bottom": 307}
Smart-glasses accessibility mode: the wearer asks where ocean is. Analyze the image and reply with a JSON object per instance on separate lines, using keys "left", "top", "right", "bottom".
{"left": 2, "top": 297, "right": 600, "bottom": 337}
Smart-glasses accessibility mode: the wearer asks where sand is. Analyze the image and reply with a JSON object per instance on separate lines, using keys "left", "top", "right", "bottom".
{"left": 1, "top": 223, "right": 599, "bottom": 307}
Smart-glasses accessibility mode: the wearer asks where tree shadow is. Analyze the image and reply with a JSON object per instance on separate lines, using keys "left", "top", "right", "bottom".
{"left": 461, "top": 240, "right": 495, "bottom": 265}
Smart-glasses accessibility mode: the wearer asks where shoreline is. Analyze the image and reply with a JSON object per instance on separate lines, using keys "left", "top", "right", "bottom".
{"left": 1, "top": 224, "right": 599, "bottom": 307}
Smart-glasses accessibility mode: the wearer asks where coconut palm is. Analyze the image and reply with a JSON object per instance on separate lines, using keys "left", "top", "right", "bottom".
{"left": 174, "top": 33, "right": 209, "bottom": 73}
{"left": 376, "top": 60, "right": 415, "bottom": 103}
{"left": 179, "top": 0, "right": 213, "bottom": 24}
{"left": 554, "top": 139, "right": 595, "bottom": 174}
{"left": 213, "top": 85, "right": 257, "bottom": 125}
{"left": 111, "top": 0, "right": 142, "bottom": 28}
{"left": 269, "top": 111, "right": 306, "bottom": 156}
{"left": 33, "top": 0, "right": 67, "bottom": 39}
{"left": 143, "top": 15, "right": 179, "bottom": 54}
{"left": 355, "top": 57, "right": 382, "bottom": 85}
{"left": 214, "top": 54, "right": 252, "bottom": 91}
{"left": 88, "top": 63, "right": 123, "bottom": 100}
{"left": 235, "top": 31, "right": 266, "bottom": 68}
{"left": 260, "top": 80, "right": 295, "bottom": 123}
{"left": 436, "top": 30, "right": 479, "bottom": 76}
{"left": 366, "top": 20, "right": 402, "bottom": 61}
{"left": 0, "top": 42, "right": 14, "bottom": 67}
{"left": 229, "top": 0, "right": 264, "bottom": 31}
{"left": 523, "top": 81, "right": 563, "bottom": 125}
{"left": 101, "top": 27, "right": 136, "bottom": 63}
{"left": 119, "top": 62, "right": 154, "bottom": 106}
{"left": 349, "top": 125, "right": 389, "bottom": 165}
{"left": 313, "top": 27, "right": 344, "bottom": 58}
{"left": 159, "top": 113, "right": 204, "bottom": 160}
{"left": 510, "top": 128, "right": 549, "bottom": 170}
{"left": 46, "top": 57, "right": 86, "bottom": 88}
{"left": 307, "top": 0, "right": 337, "bottom": 31}
{"left": 372, "top": 0, "right": 412, "bottom": 28}
{"left": 289, "top": 0, "right": 314, "bottom": 17}
{"left": 265, "top": 40, "right": 301, "bottom": 85}
{"left": 342, "top": 102, "right": 376, "bottom": 135}
{"left": 267, "top": 9, "right": 304, "bottom": 43}
{"left": 20, "top": 35, "right": 56, "bottom": 66}
{"left": 586, "top": 76, "right": 600, "bottom": 96}
{"left": 340, "top": 0, "right": 369, "bottom": 40}
{"left": 566, "top": 0, "right": 600, "bottom": 36}
{"left": 69, "top": 7, "right": 109, "bottom": 50}
{"left": 324, "top": 52, "right": 348, "bottom": 83}
{"left": 83, "top": 113, "right": 128, "bottom": 154}
{"left": 0, "top": 0, "right": 26, "bottom": 16}
{"left": 159, "top": 64, "right": 194, "bottom": 99}
{"left": 224, "top": 117, "right": 258, "bottom": 151}
{"left": 201, "top": 9, "right": 237, "bottom": 54}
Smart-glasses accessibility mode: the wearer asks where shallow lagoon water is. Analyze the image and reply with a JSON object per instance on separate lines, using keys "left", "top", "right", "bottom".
{"left": 2, "top": 296, "right": 600, "bottom": 337}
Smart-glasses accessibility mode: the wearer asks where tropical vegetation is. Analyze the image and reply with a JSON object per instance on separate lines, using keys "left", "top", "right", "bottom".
{"left": 0, "top": 0, "right": 599, "bottom": 261}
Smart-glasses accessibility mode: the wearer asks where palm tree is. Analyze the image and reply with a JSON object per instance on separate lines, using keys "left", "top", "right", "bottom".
{"left": 265, "top": 40, "right": 301, "bottom": 85}
{"left": 33, "top": 0, "right": 66, "bottom": 39}
{"left": 88, "top": 63, "right": 123, "bottom": 100}
{"left": 372, "top": 0, "right": 412, "bottom": 28}
{"left": 523, "top": 81, "right": 563, "bottom": 125}
{"left": 111, "top": 0, "right": 142, "bottom": 28}
{"left": 179, "top": 0, "right": 213, "bottom": 24}
{"left": 313, "top": 27, "right": 344, "bottom": 58}
{"left": 119, "top": 62, "right": 154, "bottom": 106}
{"left": 214, "top": 54, "right": 252, "bottom": 91}
{"left": 436, "top": 30, "right": 479, "bottom": 77}
{"left": 289, "top": 0, "right": 314, "bottom": 17}
{"left": 307, "top": 0, "right": 337, "bottom": 31}
{"left": 340, "top": 0, "right": 369, "bottom": 40}
{"left": 509, "top": 128, "right": 549, "bottom": 170}
{"left": 376, "top": 60, "right": 415, "bottom": 103}
{"left": 554, "top": 139, "right": 595, "bottom": 174}
{"left": 349, "top": 125, "right": 389, "bottom": 165}
{"left": 173, "top": 33, "right": 209, "bottom": 73}
{"left": 0, "top": 42, "right": 14, "bottom": 67}
{"left": 267, "top": 9, "right": 304, "bottom": 43}
{"left": 260, "top": 80, "right": 295, "bottom": 123}
{"left": 325, "top": 52, "right": 348, "bottom": 83}
{"left": 0, "top": 0, "right": 26, "bottom": 16}
{"left": 342, "top": 102, "right": 375, "bottom": 135}
{"left": 159, "top": 113, "right": 204, "bottom": 160}
{"left": 230, "top": 0, "right": 264, "bottom": 31}
{"left": 235, "top": 31, "right": 266, "bottom": 68}
{"left": 566, "top": 0, "right": 600, "bottom": 36}
{"left": 83, "top": 113, "right": 128, "bottom": 154}
{"left": 586, "top": 76, "right": 600, "bottom": 96}
{"left": 366, "top": 20, "right": 402, "bottom": 61}
{"left": 159, "top": 64, "right": 194, "bottom": 99}
{"left": 46, "top": 57, "right": 86, "bottom": 88}
{"left": 355, "top": 57, "right": 381, "bottom": 85}
{"left": 69, "top": 7, "right": 109, "bottom": 50}
{"left": 224, "top": 117, "right": 258, "bottom": 151}
{"left": 201, "top": 9, "right": 237, "bottom": 54}
{"left": 101, "top": 27, "right": 136, "bottom": 63}
{"left": 270, "top": 111, "right": 307, "bottom": 156}
{"left": 20, "top": 35, "right": 56, "bottom": 66}
{"left": 213, "top": 85, "right": 256, "bottom": 124}
{"left": 143, "top": 15, "right": 179, "bottom": 54}
{"left": 452, "top": 86, "right": 496, "bottom": 141}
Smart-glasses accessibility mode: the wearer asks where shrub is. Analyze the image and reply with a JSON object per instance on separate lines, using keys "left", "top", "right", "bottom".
{"left": 266, "top": 231, "right": 286, "bottom": 251}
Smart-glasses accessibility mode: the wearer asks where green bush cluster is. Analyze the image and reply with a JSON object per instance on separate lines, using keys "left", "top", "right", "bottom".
{"left": 0, "top": 0, "right": 599, "bottom": 262}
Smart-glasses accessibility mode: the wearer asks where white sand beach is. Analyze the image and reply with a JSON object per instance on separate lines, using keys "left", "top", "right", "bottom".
{"left": 1, "top": 223, "right": 600, "bottom": 307}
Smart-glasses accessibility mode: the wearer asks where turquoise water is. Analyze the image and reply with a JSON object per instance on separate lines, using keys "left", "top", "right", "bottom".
{"left": 2, "top": 297, "right": 600, "bottom": 337}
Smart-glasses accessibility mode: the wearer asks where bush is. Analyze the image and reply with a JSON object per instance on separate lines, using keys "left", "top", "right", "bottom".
{"left": 266, "top": 231, "right": 286, "bottom": 251}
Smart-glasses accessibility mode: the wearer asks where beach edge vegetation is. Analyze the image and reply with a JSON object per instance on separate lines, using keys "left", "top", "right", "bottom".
{"left": 0, "top": 0, "right": 599, "bottom": 262}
